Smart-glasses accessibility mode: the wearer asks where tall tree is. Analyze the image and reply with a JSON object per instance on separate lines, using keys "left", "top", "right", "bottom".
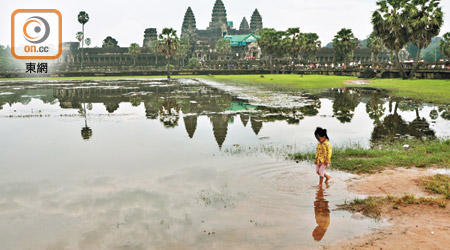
{"left": 147, "top": 40, "right": 160, "bottom": 65}
{"left": 332, "top": 28, "right": 358, "bottom": 65}
{"left": 366, "top": 32, "right": 385, "bottom": 67}
{"left": 303, "top": 33, "right": 322, "bottom": 62}
{"left": 257, "top": 28, "right": 286, "bottom": 72}
{"left": 215, "top": 38, "right": 231, "bottom": 61}
{"left": 407, "top": 0, "right": 444, "bottom": 78}
{"left": 285, "top": 27, "right": 304, "bottom": 71}
{"left": 0, "top": 45, "right": 14, "bottom": 71}
{"left": 372, "top": 0, "right": 410, "bottom": 78}
{"left": 77, "top": 11, "right": 89, "bottom": 70}
{"left": 258, "top": 28, "right": 278, "bottom": 72}
{"left": 128, "top": 43, "right": 141, "bottom": 67}
{"left": 75, "top": 32, "right": 83, "bottom": 43}
{"left": 175, "top": 37, "right": 191, "bottom": 67}
{"left": 406, "top": 43, "right": 419, "bottom": 59}
{"left": 75, "top": 32, "right": 84, "bottom": 65}
{"left": 440, "top": 32, "right": 450, "bottom": 60}
{"left": 158, "top": 28, "right": 179, "bottom": 79}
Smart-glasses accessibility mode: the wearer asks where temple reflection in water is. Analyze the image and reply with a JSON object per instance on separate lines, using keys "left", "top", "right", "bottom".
{"left": 0, "top": 79, "right": 447, "bottom": 148}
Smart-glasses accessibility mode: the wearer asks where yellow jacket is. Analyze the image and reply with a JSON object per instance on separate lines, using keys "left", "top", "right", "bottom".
{"left": 315, "top": 139, "right": 332, "bottom": 164}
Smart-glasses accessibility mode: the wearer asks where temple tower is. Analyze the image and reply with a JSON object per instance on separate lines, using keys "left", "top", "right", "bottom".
{"left": 239, "top": 17, "right": 250, "bottom": 32}
{"left": 250, "top": 9, "right": 263, "bottom": 34}
{"left": 143, "top": 28, "right": 157, "bottom": 48}
{"left": 181, "top": 7, "right": 197, "bottom": 38}
{"left": 208, "top": 0, "right": 228, "bottom": 35}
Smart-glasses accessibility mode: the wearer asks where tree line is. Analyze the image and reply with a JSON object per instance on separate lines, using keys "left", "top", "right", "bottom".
{"left": 2, "top": 1, "right": 450, "bottom": 80}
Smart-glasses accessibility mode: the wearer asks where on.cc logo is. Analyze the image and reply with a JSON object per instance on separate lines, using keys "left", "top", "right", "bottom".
{"left": 11, "top": 9, "right": 62, "bottom": 60}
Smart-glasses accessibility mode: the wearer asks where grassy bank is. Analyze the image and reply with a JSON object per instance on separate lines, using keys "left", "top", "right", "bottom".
{"left": 345, "top": 174, "right": 450, "bottom": 218}
{"left": 421, "top": 174, "right": 450, "bottom": 199}
{"left": 198, "top": 75, "right": 450, "bottom": 103}
{"left": 369, "top": 78, "right": 450, "bottom": 104}
{"left": 346, "top": 194, "right": 448, "bottom": 218}
{"left": 291, "top": 139, "right": 450, "bottom": 174}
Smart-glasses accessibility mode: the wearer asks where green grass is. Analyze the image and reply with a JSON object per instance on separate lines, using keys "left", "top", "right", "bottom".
{"left": 197, "top": 74, "right": 450, "bottom": 103}
{"left": 369, "top": 78, "right": 450, "bottom": 104}
{"left": 421, "top": 174, "right": 450, "bottom": 199}
{"left": 348, "top": 196, "right": 384, "bottom": 218}
{"left": 346, "top": 194, "right": 448, "bottom": 218}
{"left": 291, "top": 139, "right": 450, "bottom": 173}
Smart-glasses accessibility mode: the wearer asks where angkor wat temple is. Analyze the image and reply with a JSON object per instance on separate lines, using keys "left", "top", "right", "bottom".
{"left": 178, "top": 0, "right": 263, "bottom": 60}
{"left": 57, "top": 0, "right": 389, "bottom": 69}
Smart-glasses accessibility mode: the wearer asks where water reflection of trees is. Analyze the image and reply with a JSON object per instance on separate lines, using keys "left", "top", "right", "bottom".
{"left": 332, "top": 88, "right": 360, "bottom": 123}
{"left": 371, "top": 100, "right": 435, "bottom": 143}
{"left": 0, "top": 88, "right": 56, "bottom": 108}
{"left": 365, "top": 91, "right": 386, "bottom": 122}
{"left": 1, "top": 81, "right": 444, "bottom": 148}
{"left": 439, "top": 105, "right": 450, "bottom": 120}
{"left": 159, "top": 98, "right": 180, "bottom": 128}
{"left": 80, "top": 91, "right": 93, "bottom": 141}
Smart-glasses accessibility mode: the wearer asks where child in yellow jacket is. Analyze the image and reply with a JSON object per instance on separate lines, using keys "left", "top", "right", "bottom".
{"left": 314, "top": 127, "right": 332, "bottom": 187}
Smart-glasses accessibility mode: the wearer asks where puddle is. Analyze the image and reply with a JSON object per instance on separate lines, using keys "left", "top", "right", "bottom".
{"left": 0, "top": 78, "right": 447, "bottom": 249}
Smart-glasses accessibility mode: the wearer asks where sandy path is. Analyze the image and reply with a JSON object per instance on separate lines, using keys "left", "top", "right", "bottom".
{"left": 324, "top": 168, "right": 450, "bottom": 250}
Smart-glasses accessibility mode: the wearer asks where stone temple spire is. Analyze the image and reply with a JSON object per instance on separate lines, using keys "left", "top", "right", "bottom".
{"left": 181, "top": 7, "right": 197, "bottom": 37}
{"left": 208, "top": 0, "right": 227, "bottom": 30}
{"left": 250, "top": 9, "right": 263, "bottom": 34}
{"left": 239, "top": 17, "right": 250, "bottom": 32}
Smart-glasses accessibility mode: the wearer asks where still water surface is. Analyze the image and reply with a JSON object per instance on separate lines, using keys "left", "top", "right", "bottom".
{"left": 0, "top": 78, "right": 448, "bottom": 249}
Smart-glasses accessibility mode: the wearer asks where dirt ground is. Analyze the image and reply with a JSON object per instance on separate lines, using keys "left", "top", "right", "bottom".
{"left": 324, "top": 168, "right": 450, "bottom": 250}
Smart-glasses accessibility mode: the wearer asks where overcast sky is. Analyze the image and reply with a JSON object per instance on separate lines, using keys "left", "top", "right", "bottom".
{"left": 1, "top": 0, "right": 449, "bottom": 48}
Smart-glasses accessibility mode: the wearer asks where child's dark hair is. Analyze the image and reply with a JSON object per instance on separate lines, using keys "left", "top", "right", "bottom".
{"left": 314, "top": 127, "right": 329, "bottom": 140}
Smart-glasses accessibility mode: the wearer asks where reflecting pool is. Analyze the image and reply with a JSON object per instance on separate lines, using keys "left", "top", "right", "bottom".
{"left": 0, "top": 78, "right": 448, "bottom": 249}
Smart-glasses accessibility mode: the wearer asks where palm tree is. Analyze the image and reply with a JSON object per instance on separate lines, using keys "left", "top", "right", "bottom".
{"left": 407, "top": 0, "right": 444, "bottom": 78}
{"left": 284, "top": 27, "right": 303, "bottom": 71}
{"left": 215, "top": 38, "right": 231, "bottom": 61}
{"left": 77, "top": 11, "right": 89, "bottom": 70}
{"left": 332, "top": 28, "right": 358, "bottom": 65}
{"left": 75, "top": 31, "right": 83, "bottom": 43}
{"left": 303, "top": 33, "right": 321, "bottom": 63}
{"left": 372, "top": 0, "right": 409, "bottom": 79}
{"left": 258, "top": 28, "right": 283, "bottom": 73}
{"left": 128, "top": 43, "right": 141, "bottom": 67}
{"left": 158, "top": 28, "right": 179, "bottom": 79}
{"left": 273, "top": 31, "right": 289, "bottom": 69}
{"left": 366, "top": 32, "right": 385, "bottom": 67}
{"left": 439, "top": 32, "right": 450, "bottom": 60}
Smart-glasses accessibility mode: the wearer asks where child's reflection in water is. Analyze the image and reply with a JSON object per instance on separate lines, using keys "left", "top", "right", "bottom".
{"left": 312, "top": 185, "right": 330, "bottom": 241}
